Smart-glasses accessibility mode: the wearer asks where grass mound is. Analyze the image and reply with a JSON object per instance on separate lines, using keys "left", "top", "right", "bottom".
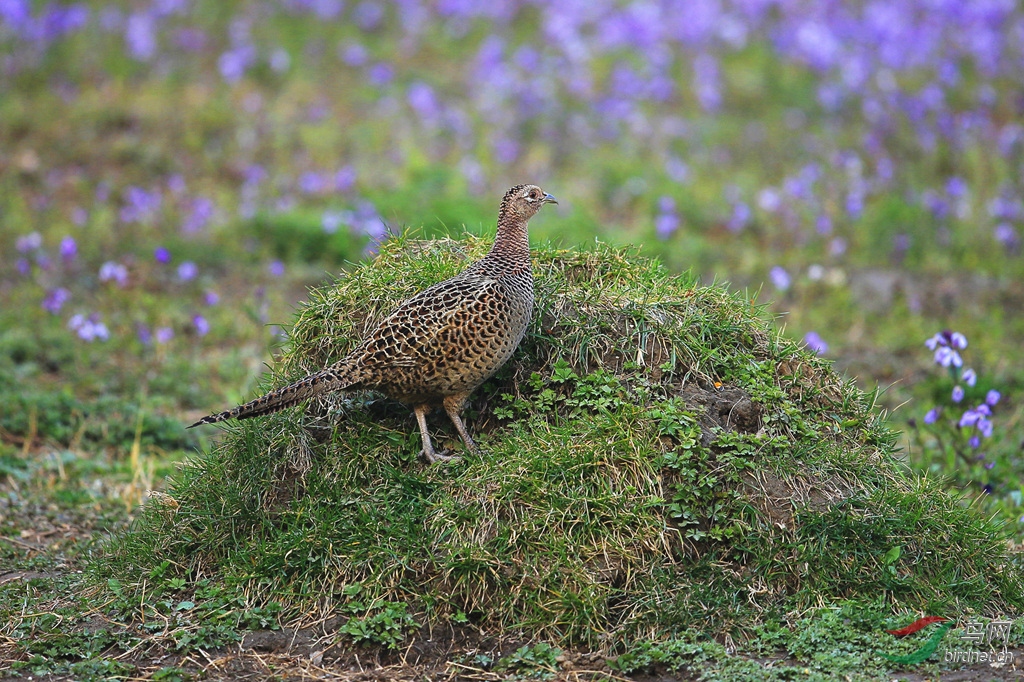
{"left": 107, "top": 236, "right": 1022, "bottom": 646}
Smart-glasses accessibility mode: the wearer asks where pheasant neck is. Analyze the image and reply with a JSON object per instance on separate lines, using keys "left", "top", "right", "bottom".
{"left": 489, "top": 216, "right": 531, "bottom": 262}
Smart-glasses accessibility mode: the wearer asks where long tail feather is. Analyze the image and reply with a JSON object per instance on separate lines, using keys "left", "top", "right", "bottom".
{"left": 187, "top": 365, "right": 360, "bottom": 428}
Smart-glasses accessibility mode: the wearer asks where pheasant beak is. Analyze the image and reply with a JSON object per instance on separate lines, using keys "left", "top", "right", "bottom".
{"left": 542, "top": 193, "right": 558, "bottom": 205}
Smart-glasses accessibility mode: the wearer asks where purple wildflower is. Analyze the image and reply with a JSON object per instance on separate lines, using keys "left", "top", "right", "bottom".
{"left": 934, "top": 346, "right": 963, "bottom": 368}
{"left": 923, "top": 408, "right": 940, "bottom": 424}
{"left": 340, "top": 42, "right": 368, "bottom": 66}
{"left": 268, "top": 260, "right": 285, "bottom": 277}
{"left": 367, "top": 62, "right": 394, "bottom": 86}
{"left": 994, "top": 223, "right": 1020, "bottom": 251}
{"left": 727, "top": 202, "right": 751, "bottom": 233}
{"left": 193, "top": 314, "right": 210, "bottom": 336}
{"left": 985, "top": 390, "right": 1001, "bottom": 406}
{"left": 68, "top": 313, "right": 110, "bottom": 342}
{"left": 334, "top": 166, "right": 356, "bottom": 193}
{"left": 42, "top": 287, "right": 70, "bottom": 314}
{"left": 408, "top": 81, "right": 441, "bottom": 122}
{"left": 120, "top": 186, "right": 161, "bottom": 223}
{"left": 769, "top": 266, "right": 791, "bottom": 292}
{"left": 124, "top": 11, "right": 156, "bottom": 60}
{"left": 154, "top": 246, "right": 171, "bottom": 263}
{"left": 71, "top": 207, "right": 88, "bottom": 226}
{"left": 299, "top": 171, "right": 325, "bottom": 194}
{"left": 154, "top": 327, "right": 174, "bottom": 344}
{"left": 219, "top": 45, "right": 256, "bottom": 83}
{"left": 59, "top": 236, "right": 77, "bottom": 262}
{"left": 757, "top": 188, "right": 781, "bottom": 212}
{"left": 962, "top": 368, "right": 977, "bottom": 386}
{"left": 950, "top": 332, "right": 967, "bottom": 350}
{"left": 182, "top": 196, "right": 215, "bottom": 233}
{"left": 269, "top": 48, "right": 290, "bottom": 73}
{"left": 803, "top": 331, "right": 828, "bottom": 355}
{"left": 204, "top": 290, "right": 220, "bottom": 306}
{"left": 969, "top": 435, "right": 981, "bottom": 449}
{"left": 655, "top": 213, "right": 679, "bottom": 240}
{"left": 16, "top": 259, "right": 30, "bottom": 276}
{"left": 177, "top": 261, "right": 198, "bottom": 281}
{"left": 99, "top": 261, "right": 129, "bottom": 287}
{"left": 952, "top": 385, "right": 964, "bottom": 403}
{"left": 353, "top": 1, "right": 384, "bottom": 30}
{"left": 322, "top": 210, "right": 346, "bottom": 234}
{"left": 16, "top": 232, "right": 42, "bottom": 252}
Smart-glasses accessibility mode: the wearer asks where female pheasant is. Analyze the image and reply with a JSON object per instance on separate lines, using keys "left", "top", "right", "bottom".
{"left": 188, "top": 184, "right": 557, "bottom": 463}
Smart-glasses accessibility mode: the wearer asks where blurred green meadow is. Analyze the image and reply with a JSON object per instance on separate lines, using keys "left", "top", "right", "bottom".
{"left": 1, "top": 0, "right": 1022, "bottom": 541}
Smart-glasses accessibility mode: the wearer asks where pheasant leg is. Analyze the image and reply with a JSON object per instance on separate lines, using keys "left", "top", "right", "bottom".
{"left": 414, "top": 404, "right": 459, "bottom": 464}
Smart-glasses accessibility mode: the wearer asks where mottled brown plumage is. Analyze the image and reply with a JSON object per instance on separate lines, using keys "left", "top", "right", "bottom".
{"left": 188, "top": 184, "right": 557, "bottom": 463}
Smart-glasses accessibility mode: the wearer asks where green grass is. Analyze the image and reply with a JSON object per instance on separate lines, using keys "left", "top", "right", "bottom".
{"left": 100, "top": 236, "right": 1023, "bottom": 650}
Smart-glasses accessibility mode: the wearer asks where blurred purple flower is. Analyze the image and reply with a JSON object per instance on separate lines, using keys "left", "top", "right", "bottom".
{"left": 994, "top": 223, "right": 1020, "bottom": 251}
{"left": 155, "top": 326, "right": 174, "bottom": 344}
{"left": 299, "top": 171, "right": 325, "bottom": 194}
{"left": 71, "top": 207, "right": 88, "bottom": 226}
{"left": 243, "top": 164, "right": 267, "bottom": 186}
{"left": 952, "top": 385, "right": 965, "bottom": 403}
{"left": 340, "top": 42, "right": 368, "bottom": 66}
{"left": 193, "top": 314, "right": 210, "bottom": 336}
{"left": 934, "top": 346, "right": 963, "bottom": 368}
{"left": 183, "top": 196, "right": 215, "bottom": 233}
{"left": 757, "top": 188, "right": 781, "bottom": 212}
{"left": 969, "top": 435, "right": 981, "bottom": 449}
{"left": 269, "top": 48, "right": 290, "bottom": 73}
{"left": 59, "top": 236, "right": 77, "bottom": 262}
{"left": 120, "top": 186, "right": 161, "bottom": 223}
{"left": 946, "top": 176, "right": 968, "bottom": 197}
{"left": 962, "top": 368, "right": 977, "bottom": 386}
{"left": 16, "top": 258, "right": 30, "bottom": 276}
{"left": 950, "top": 332, "right": 967, "bottom": 349}
{"left": 268, "top": 260, "right": 285, "bottom": 277}
{"left": 665, "top": 157, "right": 689, "bottom": 183}
{"left": 99, "top": 261, "right": 128, "bottom": 287}
{"left": 302, "top": 0, "right": 342, "bottom": 19}
{"left": 727, "top": 202, "right": 751, "bottom": 233}
{"left": 177, "top": 261, "right": 198, "bottom": 281}
{"left": 204, "top": 290, "right": 220, "bottom": 306}
{"left": 167, "top": 174, "right": 186, "bottom": 194}
{"left": 655, "top": 213, "right": 679, "bottom": 240}
{"left": 125, "top": 12, "right": 156, "bottom": 60}
{"left": 334, "top": 166, "right": 356, "bottom": 192}
{"left": 154, "top": 246, "right": 171, "bottom": 264}
{"left": 692, "top": 53, "right": 721, "bottom": 111}
{"left": 769, "top": 266, "right": 791, "bottom": 292}
{"left": 16, "top": 232, "right": 42, "bottom": 252}
{"left": 923, "top": 408, "right": 940, "bottom": 424}
{"left": 219, "top": 45, "right": 257, "bottom": 83}
{"left": 353, "top": 1, "right": 384, "bottom": 30}
{"left": 42, "top": 287, "right": 70, "bottom": 314}
{"left": 803, "top": 331, "right": 828, "bottom": 355}
{"left": 408, "top": 81, "right": 441, "bottom": 122}
{"left": 986, "top": 389, "right": 1001, "bottom": 406}
{"left": 322, "top": 210, "right": 346, "bottom": 234}
{"left": 68, "top": 313, "right": 109, "bottom": 342}
{"left": 136, "top": 323, "right": 151, "bottom": 345}
{"left": 367, "top": 62, "right": 394, "bottom": 86}
{"left": 0, "top": 0, "right": 30, "bottom": 28}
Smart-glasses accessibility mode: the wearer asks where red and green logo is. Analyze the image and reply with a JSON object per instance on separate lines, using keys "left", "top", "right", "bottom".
{"left": 881, "top": 616, "right": 953, "bottom": 664}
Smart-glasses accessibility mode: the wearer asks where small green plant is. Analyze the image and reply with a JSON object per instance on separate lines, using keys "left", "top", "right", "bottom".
{"left": 495, "top": 642, "right": 562, "bottom": 680}
{"left": 338, "top": 601, "right": 418, "bottom": 649}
